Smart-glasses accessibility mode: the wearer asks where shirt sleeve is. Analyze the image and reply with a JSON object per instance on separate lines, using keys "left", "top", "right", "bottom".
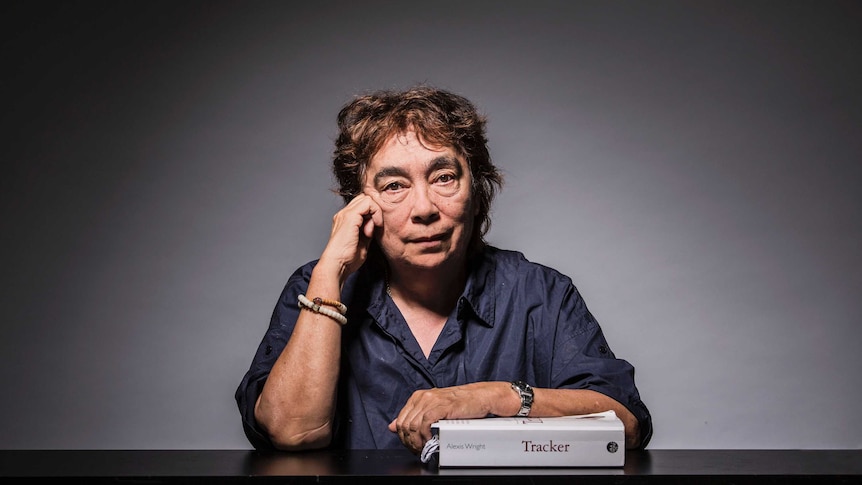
{"left": 549, "top": 282, "right": 654, "bottom": 448}
{"left": 234, "top": 263, "right": 313, "bottom": 450}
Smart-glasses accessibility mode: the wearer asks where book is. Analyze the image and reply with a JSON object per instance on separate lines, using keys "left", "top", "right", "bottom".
{"left": 426, "top": 410, "right": 625, "bottom": 468}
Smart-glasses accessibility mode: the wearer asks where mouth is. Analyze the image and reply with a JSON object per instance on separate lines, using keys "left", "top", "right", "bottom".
{"left": 410, "top": 232, "right": 449, "bottom": 244}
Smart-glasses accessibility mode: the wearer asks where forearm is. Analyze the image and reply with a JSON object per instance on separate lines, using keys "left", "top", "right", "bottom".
{"left": 533, "top": 388, "right": 640, "bottom": 449}
{"left": 484, "top": 383, "right": 641, "bottom": 449}
{"left": 254, "top": 263, "right": 344, "bottom": 450}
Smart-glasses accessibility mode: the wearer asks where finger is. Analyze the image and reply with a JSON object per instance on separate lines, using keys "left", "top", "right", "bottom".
{"left": 328, "top": 196, "right": 378, "bottom": 245}
{"left": 393, "top": 399, "right": 419, "bottom": 447}
{"left": 349, "top": 193, "right": 379, "bottom": 214}
{"left": 399, "top": 424, "right": 419, "bottom": 454}
{"left": 360, "top": 196, "right": 383, "bottom": 230}
{"left": 361, "top": 214, "right": 378, "bottom": 239}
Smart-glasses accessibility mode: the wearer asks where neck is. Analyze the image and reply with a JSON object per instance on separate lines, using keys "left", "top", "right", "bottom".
{"left": 387, "top": 261, "right": 467, "bottom": 316}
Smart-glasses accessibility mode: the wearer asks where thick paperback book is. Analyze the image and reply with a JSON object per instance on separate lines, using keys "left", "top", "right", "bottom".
{"left": 426, "top": 410, "right": 625, "bottom": 468}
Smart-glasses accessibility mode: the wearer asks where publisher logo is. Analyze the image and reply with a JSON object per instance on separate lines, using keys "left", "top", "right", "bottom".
{"left": 607, "top": 442, "right": 619, "bottom": 453}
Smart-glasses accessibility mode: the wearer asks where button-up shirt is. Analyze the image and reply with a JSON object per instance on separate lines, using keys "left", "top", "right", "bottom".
{"left": 235, "top": 246, "right": 653, "bottom": 450}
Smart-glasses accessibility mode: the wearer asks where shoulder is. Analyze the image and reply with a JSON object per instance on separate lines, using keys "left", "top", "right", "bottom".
{"left": 477, "top": 247, "right": 595, "bottom": 334}
{"left": 483, "top": 246, "right": 574, "bottom": 288}
{"left": 476, "top": 246, "right": 581, "bottom": 310}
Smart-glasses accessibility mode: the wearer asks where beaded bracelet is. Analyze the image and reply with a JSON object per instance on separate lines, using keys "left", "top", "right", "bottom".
{"left": 311, "top": 296, "right": 347, "bottom": 315}
{"left": 298, "top": 294, "right": 348, "bottom": 325}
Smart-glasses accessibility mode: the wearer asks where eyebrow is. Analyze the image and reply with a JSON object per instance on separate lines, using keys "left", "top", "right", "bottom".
{"left": 429, "top": 156, "right": 462, "bottom": 175}
{"left": 372, "top": 156, "right": 463, "bottom": 186}
{"left": 372, "top": 166, "right": 409, "bottom": 186}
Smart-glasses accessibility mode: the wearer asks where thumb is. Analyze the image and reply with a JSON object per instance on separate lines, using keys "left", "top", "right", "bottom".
{"left": 388, "top": 419, "right": 397, "bottom": 432}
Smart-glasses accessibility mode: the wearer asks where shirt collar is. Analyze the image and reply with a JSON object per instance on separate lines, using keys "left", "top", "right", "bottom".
{"left": 459, "top": 247, "right": 496, "bottom": 327}
{"left": 362, "top": 246, "right": 498, "bottom": 328}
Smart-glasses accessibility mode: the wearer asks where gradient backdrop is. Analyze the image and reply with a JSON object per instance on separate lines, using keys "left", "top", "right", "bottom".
{"left": 2, "top": 0, "right": 860, "bottom": 450}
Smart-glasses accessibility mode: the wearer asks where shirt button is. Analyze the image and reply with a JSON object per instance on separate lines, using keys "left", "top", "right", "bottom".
{"left": 265, "top": 345, "right": 273, "bottom": 355}
{"left": 598, "top": 345, "right": 608, "bottom": 354}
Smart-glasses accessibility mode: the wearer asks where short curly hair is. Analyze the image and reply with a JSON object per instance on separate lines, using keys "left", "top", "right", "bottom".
{"left": 332, "top": 85, "right": 503, "bottom": 249}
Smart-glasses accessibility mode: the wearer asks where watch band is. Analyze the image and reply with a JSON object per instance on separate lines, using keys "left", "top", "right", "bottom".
{"left": 510, "top": 380, "right": 534, "bottom": 417}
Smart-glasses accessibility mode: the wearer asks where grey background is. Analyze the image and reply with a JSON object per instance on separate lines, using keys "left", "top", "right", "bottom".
{"left": 2, "top": 0, "right": 860, "bottom": 450}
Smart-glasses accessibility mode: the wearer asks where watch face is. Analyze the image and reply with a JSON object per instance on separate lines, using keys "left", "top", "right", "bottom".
{"left": 512, "top": 381, "right": 533, "bottom": 416}
{"left": 513, "top": 381, "right": 532, "bottom": 395}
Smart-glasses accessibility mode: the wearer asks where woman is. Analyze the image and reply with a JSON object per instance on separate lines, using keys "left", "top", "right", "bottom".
{"left": 236, "top": 85, "right": 652, "bottom": 454}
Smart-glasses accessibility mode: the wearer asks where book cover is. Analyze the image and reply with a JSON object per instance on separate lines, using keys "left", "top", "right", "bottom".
{"left": 426, "top": 410, "right": 625, "bottom": 468}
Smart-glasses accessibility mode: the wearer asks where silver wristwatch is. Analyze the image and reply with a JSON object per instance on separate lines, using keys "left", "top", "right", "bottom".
{"left": 511, "top": 380, "right": 534, "bottom": 417}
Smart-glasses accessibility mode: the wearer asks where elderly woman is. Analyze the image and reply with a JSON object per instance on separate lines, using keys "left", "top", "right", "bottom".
{"left": 236, "top": 85, "right": 652, "bottom": 455}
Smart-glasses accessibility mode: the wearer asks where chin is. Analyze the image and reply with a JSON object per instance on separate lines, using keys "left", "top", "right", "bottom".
{"left": 382, "top": 238, "right": 470, "bottom": 271}
{"left": 402, "top": 254, "right": 451, "bottom": 270}
{"left": 398, "top": 251, "right": 454, "bottom": 269}
{"left": 404, "top": 247, "right": 470, "bottom": 271}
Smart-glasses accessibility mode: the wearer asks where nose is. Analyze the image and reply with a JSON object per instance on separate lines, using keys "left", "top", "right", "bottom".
{"left": 410, "top": 184, "right": 440, "bottom": 224}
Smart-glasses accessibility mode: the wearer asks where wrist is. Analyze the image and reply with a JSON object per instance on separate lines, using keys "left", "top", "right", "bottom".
{"left": 311, "top": 258, "right": 349, "bottom": 288}
{"left": 510, "top": 380, "right": 534, "bottom": 417}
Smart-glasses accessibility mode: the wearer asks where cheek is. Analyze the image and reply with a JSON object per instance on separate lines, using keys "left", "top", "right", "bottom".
{"left": 441, "top": 195, "right": 475, "bottom": 222}
{"left": 375, "top": 205, "right": 408, "bottom": 242}
{"left": 378, "top": 202, "right": 407, "bottom": 225}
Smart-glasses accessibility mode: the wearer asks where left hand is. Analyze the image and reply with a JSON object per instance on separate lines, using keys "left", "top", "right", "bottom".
{"left": 388, "top": 382, "right": 506, "bottom": 455}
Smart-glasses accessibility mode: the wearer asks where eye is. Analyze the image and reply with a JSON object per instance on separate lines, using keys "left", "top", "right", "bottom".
{"left": 382, "top": 181, "right": 404, "bottom": 192}
{"left": 435, "top": 173, "right": 456, "bottom": 184}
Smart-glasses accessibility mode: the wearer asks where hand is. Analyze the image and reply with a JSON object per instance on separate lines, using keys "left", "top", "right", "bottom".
{"left": 388, "top": 383, "right": 499, "bottom": 455}
{"left": 318, "top": 194, "right": 383, "bottom": 282}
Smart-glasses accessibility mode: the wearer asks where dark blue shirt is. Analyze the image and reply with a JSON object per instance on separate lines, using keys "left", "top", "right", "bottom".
{"left": 235, "top": 246, "right": 653, "bottom": 450}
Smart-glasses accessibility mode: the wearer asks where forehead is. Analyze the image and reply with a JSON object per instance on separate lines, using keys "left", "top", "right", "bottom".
{"left": 370, "top": 130, "right": 448, "bottom": 159}
{"left": 369, "top": 130, "right": 460, "bottom": 169}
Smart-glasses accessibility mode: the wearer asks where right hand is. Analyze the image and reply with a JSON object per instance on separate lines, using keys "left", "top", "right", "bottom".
{"left": 318, "top": 194, "right": 383, "bottom": 283}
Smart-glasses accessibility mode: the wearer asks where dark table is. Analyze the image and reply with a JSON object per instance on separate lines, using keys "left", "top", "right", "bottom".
{"left": 2, "top": 449, "right": 861, "bottom": 483}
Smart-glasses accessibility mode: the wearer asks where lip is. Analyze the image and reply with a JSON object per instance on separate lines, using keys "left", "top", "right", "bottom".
{"left": 409, "top": 232, "right": 448, "bottom": 244}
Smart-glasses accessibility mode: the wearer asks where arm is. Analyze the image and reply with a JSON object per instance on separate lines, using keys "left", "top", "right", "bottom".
{"left": 530, "top": 387, "right": 640, "bottom": 448}
{"left": 253, "top": 195, "right": 381, "bottom": 450}
{"left": 388, "top": 382, "right": 640, "bottom": 454}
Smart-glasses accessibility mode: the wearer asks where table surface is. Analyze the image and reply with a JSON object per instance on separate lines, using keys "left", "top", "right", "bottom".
{"left": 2, "top": 449, "right": 861, "bottom": 483}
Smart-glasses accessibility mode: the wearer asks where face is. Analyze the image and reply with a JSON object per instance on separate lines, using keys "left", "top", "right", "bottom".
{"left": 363, "top": 129, "right": 477, "bottom": 273}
